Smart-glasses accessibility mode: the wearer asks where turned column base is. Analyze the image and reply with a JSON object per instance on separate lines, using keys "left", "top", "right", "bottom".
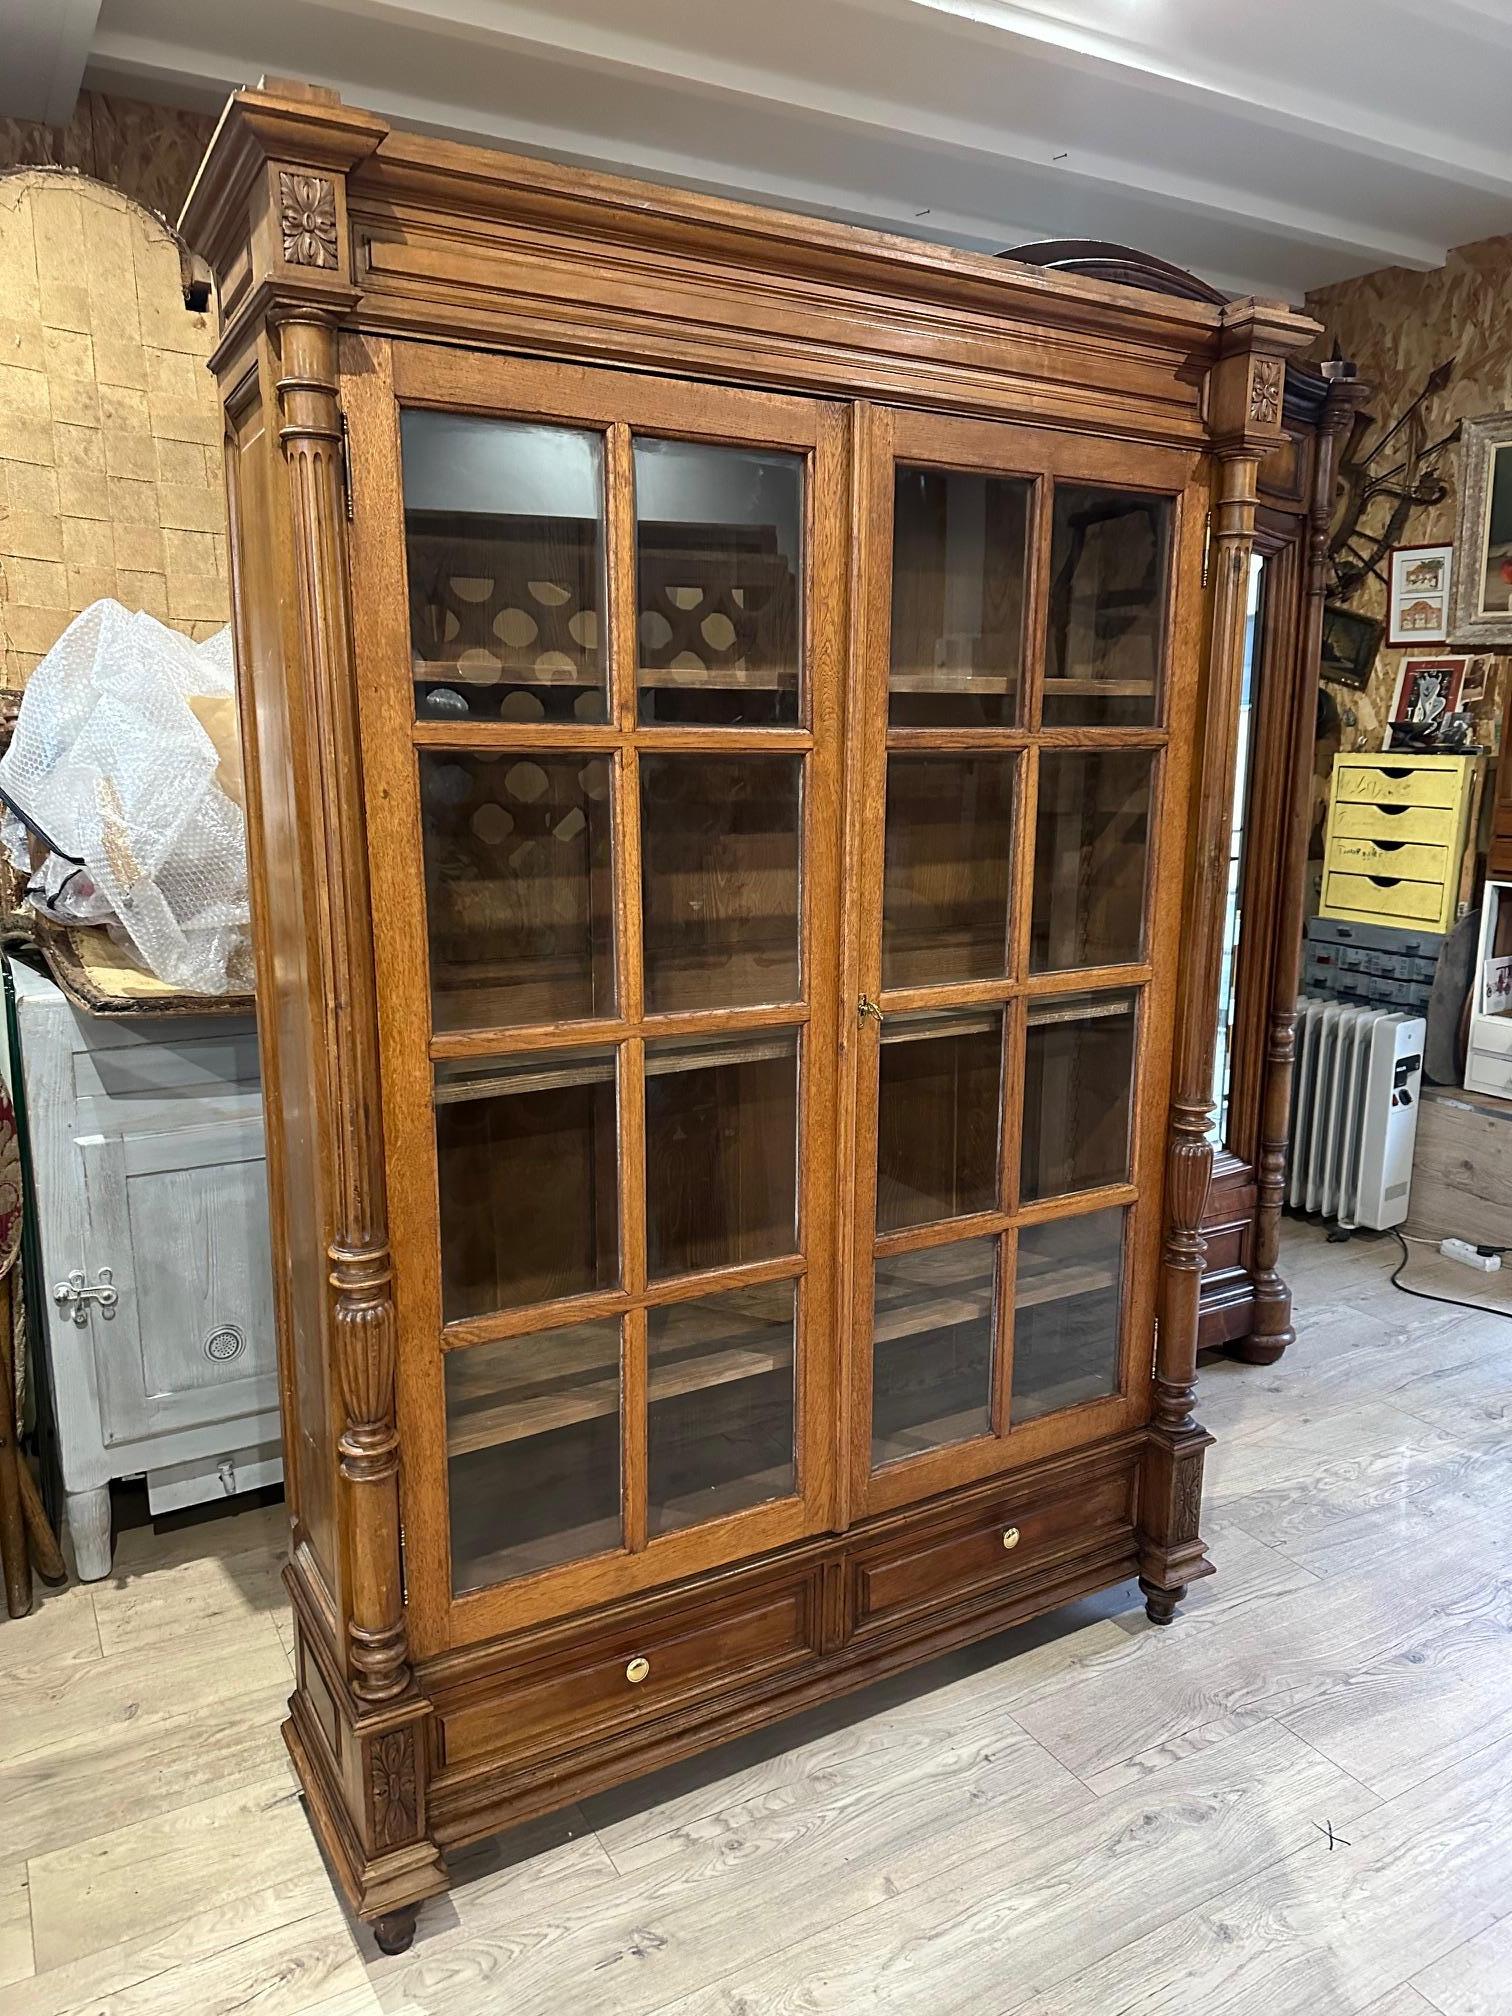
{"left": 1139, "top": 1575, "right": 1187, "bottom": 1626}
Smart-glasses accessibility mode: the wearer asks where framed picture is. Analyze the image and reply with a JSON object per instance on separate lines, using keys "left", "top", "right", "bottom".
{"left": 1386, "top": 542, "right": 1452, "bottom": 645}
{"left": 1462, "top": 654, "right": 1492, "bottom": 705}
{"left": 1320, "top": 603, "right": 1382, "bottom": 689}
{"left": 1451, "top": 412, "right": 1512, "bottom": 647}
{"left": 1388, "top": 655, "right": 1466, "bottom": 737}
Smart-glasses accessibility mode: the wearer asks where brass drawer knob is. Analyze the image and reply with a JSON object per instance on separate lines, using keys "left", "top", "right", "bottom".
{"left": 1001, "top": 1527, "right": 1021, "bottom": 1551}
{"left": 625, "top": 1655, "right": 651, "bottom": 1685}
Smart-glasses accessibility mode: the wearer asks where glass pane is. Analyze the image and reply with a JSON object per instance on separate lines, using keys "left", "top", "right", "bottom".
{"left": 645, "top": 1032, "right": 799, "bottom": 1279}
{"left": 435, "top": 1047, "right": 618, "bottom": 1323}
{"left": 872, "top": 1238, "right": 996, "bottom": 1466}
{"left": 1044, "top": 484, "right": 1170, "bottom": 726}
{"left": 402, "top": 411, "right": 607, "bottom": 725}
{"left": 635, "top": 438, "right": 801, "bottom": 726}
{"left": 1030, "top": 750, "right": 1152, "bottom": 973}
{"left": 641, "top": 754, "right": 802, "bottom": 1011}
{"left": 1021, "top": 991, "right": 1137, "bottom": 1204}
{"left": 420, "top": 751, "right": 615, "bottom": 1034}
{"left": 446, "top": 1319, "right": 621, "bottom": 1591}
{"left": 882, "top": 755, "right": 1016, "bottom": 989}
{"left": 890, "top": 467, "right": 1029, "bottom": 726}
{"left": 1013, "top": 1209, "right": 1125, "bottom": 1422}
{"left": 647, "top": 1281, "right": 796, "bottom": 1536}
{"left": 877, "top": 1009, "right": 1002, "bottom": 1233}
{"left": 1212, "top": 552, "right": 1267, "bottom": 1144}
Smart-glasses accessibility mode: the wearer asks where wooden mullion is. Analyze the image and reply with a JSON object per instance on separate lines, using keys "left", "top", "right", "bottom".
{"left": 1023, "top": 961, "right": 1154, "bottom": 998}
{"left": 622, "top": 1305, "right": 648, "bottom": 1553}
{"left": 410, "top": 721, "right": 620, "bottom": 752}
{"left": 630, "top": 727, "right": 815, "bottom": 754}
{"left": 842, "top": 401, "right": 894, "bottom": 1522}
{"left": 873, "top": 1210, "right": 1009, "bottom": 1258}
{"left": 1000, "top": 993, "right": 1025, "bottom": 1216}
{"left": 1012, "top": 1179, "right": 1139, "bottom": 1229}
{"left": 1025, "top": 471, "right": 1053, "bottom": 734}
{"left": 607, "top": 422, "right": 638, "bottom": 733}
{"left": 429, "top": 1000, "right": 812, "bottom": 1063}
{"left": 878, "top": 976, "right": 1017, "bottom": 1016}
{"left": 442, "top": 1286, "right": 632, "bottom": 1352}
{"left": 992, "top": 1225, "right": 1017, "bottom": 1438}
{"left": 640, "top": 1250, "right": 807, "bottom": 1308}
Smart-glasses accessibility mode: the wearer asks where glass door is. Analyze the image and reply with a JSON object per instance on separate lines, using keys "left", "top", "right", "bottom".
{"left": 849, "top": 407, "right": 1204, "bottom": 1517}
{"left": 349, "top": 347, "right": 845, "bottom": 1649}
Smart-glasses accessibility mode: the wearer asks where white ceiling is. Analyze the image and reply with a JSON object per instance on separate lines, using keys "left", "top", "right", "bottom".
{"left": 6, "top": 0, "right": 1512, "bottom": 299}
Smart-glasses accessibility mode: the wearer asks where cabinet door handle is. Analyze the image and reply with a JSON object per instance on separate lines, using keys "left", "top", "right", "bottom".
{"left": 625, "top": 1655, "right": 651, "bottom": 1685}
{"left": 1001, "top": 1526, "right": 1021, "bottom": 1551}
{"left": 858, "top": 994, "right": 884, "bottom": 1026}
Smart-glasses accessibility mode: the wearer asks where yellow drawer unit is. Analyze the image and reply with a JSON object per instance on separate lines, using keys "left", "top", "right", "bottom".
{"left": 1320, "top": 755, "right": 1474, "bottom": 935}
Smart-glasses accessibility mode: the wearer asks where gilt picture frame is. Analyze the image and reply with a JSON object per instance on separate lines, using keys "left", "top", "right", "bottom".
{"left": 1451, "top": 412, "right": 1512, "bottom": 648}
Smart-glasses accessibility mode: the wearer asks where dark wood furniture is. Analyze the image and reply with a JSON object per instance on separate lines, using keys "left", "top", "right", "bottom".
{"left": 1489, "top": 671, "right": 1512, "bottom": 883}
{"left": 1200, "top": 365, "right": 1368, "bottom": 1361}
{"left": 1003, "top": 246, "right": 1366, "bottom": 1362}
{"left": 181, "top": 82, "right": 1315, "bottom": 1950}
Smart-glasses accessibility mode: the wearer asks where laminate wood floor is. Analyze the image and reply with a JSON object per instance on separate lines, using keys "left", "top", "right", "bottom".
{"left": 4, "top": 1219, "right": 1512, "bottom": 2015}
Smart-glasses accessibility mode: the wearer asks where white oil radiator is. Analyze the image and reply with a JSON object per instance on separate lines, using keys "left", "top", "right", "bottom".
{"left": 1287, "top": 997, "right": 1425, "bottom": 1230}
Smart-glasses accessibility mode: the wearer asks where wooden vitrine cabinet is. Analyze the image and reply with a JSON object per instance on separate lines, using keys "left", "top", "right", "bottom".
{"left": 182, "top": 82, "right": 1315, "bottom": 1948}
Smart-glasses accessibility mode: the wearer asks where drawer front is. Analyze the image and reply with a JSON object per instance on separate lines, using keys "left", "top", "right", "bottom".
{"left": 1465, "top": 1047, "right": 1512, "bottom": 1099}
{"left": 1331, "top": 801, "right": 1462, "bottom": 847}
{"left": 1472, "top": 1013, "right": 1512, "bottom": 1058}
{"left": 851, "top": 1461, "right": 1137, "bottom": 1636}
{"left": 1334, "top": 761, "right": 1464, "bottom": 810}
{"left": 1321, "top": 871, "right": 1447, "bottom": 926}
{"left": 439, "top": 1574, "right": 820, "bottom": 1770}
{"left": 1325, "top": 836, "right": 1452, "bottom": 884}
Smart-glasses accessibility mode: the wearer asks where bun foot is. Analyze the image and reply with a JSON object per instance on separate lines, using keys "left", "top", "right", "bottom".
{"left": 1139, "top": 1576, "right": 1186, "bottom": 1626}
{"left": 372, "top": 1907, "right": 418, "bottom": 1956}
{"left": 1229, "top": 1332, "right": 1292, "bottom": 1366}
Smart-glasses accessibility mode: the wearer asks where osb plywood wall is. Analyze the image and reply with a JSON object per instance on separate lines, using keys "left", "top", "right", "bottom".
{"left": 1307, "top": 235, "right": 1512, "bottom": 753}
{"left": 0, "top": 89, "right": 213, "bottom": 227}
{"left": 0, "top": 171, "right": 227, "bottom": 683}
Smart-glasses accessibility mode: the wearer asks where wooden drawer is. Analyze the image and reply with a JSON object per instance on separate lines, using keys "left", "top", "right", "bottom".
{"left": 1321, "top": 870, "right": 1447, "bottom": 926}
{"left": 1325, "top": 835, "right": 1452, "bottom": 884}
{"left": 850, "top": 1460, "right": 1137, "bottom": 1637}
{"left": 1333, "top": 761, "right": 1464, "bottom": 810}
{"left": 1470, "top": 1013, "right": 1512, "bottom": 1059}
{"left": 1465, "top": 1048, "right": 1512, "bottom": 1100}
{"left": 438, "top": 1573, "right": 820, "bottom": 1770}
{"left": 1331, "top": 801, "right": 1462, "bottom": 847}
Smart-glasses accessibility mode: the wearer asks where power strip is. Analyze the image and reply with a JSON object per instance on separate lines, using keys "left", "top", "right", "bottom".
{"left": 1440, "top": 1237, "right": 1503, "bottom": 1274}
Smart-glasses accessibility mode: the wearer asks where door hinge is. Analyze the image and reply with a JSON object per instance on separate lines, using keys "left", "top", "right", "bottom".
{"left": 339, "top": 408, "right": 353, "bottom": 523}
{"left": 53, "top": 1267, "right": 119, "bottom": 1326}
{"left": 1201, "top": 509, "right": 1213, "bottom": 588}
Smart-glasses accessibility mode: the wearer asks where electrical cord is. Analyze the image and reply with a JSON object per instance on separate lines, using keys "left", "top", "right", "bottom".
{"left": 1388, "top": 1228, "right": 1512, "bottom": 1322}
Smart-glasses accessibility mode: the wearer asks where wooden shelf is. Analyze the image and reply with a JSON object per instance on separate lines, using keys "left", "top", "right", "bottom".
{"left": 446, "top": 1288, "right": 792, "bottom": 1455}
{"left": 872, "top": 1241, "right": 1118, "bottom": 1349}
{"left": 889, "top": 668, "right": 1016, "bottom": 694}
{"left": 414, "top": 660, "right": 797, "bottom": 693}
{"left": 1043, "top": 676, "right": 1155, "bottom": 698}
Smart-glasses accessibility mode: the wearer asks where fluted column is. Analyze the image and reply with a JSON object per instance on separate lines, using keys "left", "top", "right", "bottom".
{"left": 1237, "top": 369, "right": 1370, "bottom": 1365}
{"left": 275, "top": 304, "right": 407, "bottom": 1706}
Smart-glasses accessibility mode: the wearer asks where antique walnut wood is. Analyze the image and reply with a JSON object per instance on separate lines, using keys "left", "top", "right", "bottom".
{"left": 1004, "top": 247, "right": 1364, "bottom": 1362}
{"left": 181, "top": 83, "right": 1316, "bottom": 1949}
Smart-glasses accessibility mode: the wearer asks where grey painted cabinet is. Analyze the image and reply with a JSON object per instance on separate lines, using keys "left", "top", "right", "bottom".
{"left": 4, "top": 957, "right": 281, "bottom": 1577}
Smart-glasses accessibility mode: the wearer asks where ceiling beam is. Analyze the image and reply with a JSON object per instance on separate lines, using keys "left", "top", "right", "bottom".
{"left": 0, "top": 0, "right": 103, "bottom": 125}
{"left": 87, "top": 0, "right": 1451, "bottom": 284}
{"left": 906, "top": 0, "right": 1512, "bottom": 200}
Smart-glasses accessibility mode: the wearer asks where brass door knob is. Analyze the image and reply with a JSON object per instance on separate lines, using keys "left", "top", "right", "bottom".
{"left": 1001, "top": 1527, "right": 1021, "bottom": 1551}
{"left": 625, "top": 1655, "right": 651, "bottom": 1684}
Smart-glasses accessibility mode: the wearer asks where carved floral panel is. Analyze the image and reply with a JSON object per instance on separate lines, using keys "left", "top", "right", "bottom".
{"left": 280, "top": 170, "right": 339, "bottom": 269}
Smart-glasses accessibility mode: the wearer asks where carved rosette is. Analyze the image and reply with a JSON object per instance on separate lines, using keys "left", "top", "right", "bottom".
{"left": 280, "top": 170, "right": 339, "bottom": 268}
{"left": 370, "top": 1729, "right": 419, "bottom": 1848}
{"left": 1248, "top": 355, "right": 1283, "bottom": 429}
